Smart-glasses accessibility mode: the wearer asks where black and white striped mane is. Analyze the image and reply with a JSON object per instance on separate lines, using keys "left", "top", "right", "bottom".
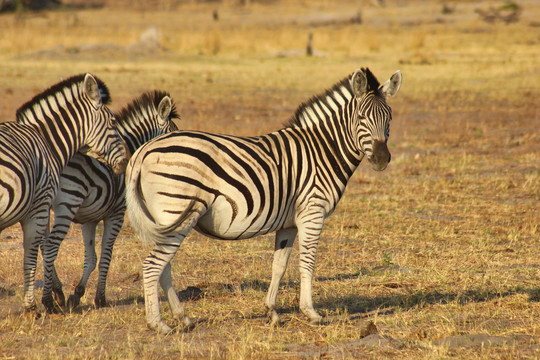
{"left": 115, "top": 90, "right": 179, "bottom": 127}
{"left": 15, "top": 74, "right": 111, "bottom": 123}
{"left": 286, "top": 67, "right": 381, "bottom": 128}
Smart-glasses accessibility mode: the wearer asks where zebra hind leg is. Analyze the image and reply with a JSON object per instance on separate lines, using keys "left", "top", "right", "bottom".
{"left": 160, "top": 262, "right": 193, "bottom": 330}
{"left": 67, "top": 283, "right": 86, "bottom": 311}
{"left": 51, "top": 267, "right": 65, "bottom": 308}
{"left": 143, "top": 240, "right": 184, "bottom": 334}
{"left": 67, "top": 222, "right": 98, "bottom": 311}
{"left": 265, "top": 228, "right": 297, "bottom": 326}
{"left": 41, "top": 239, "right": 66, "bottom": 311}
{"left": 94, "top": 217, "right": 123, "bottom": 309}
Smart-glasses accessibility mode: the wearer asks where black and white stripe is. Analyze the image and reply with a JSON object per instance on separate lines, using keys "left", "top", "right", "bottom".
{"left": 125, "top": 68, "right": 402, "bottom": 333}
{"left": 41, "top": 91, "right": 179, "bottom": 312}
{"left": 0, "top": 73, "right": 129, "bottom": 312}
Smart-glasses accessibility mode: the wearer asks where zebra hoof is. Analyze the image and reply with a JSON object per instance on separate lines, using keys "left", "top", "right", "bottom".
{"left": 309, "top": 315, "right": 323, "bottom": 325}
{"left": 24, "top": 303, "right": 42, "bottom": 318}
{"left": 42, "top": 296, "right": 62, "bottom": 314}
{"left": 66, "top": 294, "right": 80, "bottom": 311}
{"left": 267, "top": 309, "right": 281, "bottom": 327}
{"left": 180, "top": 315, "right": 195, "bottom": 331}
{"left": 149, "top": 321, "right": 173, "bottom": 335}
{"left": 53, "top": 289, "right": 66, "bottom": 308}
{"left": 94, "top": 295, "right": 107, "bottom": 309}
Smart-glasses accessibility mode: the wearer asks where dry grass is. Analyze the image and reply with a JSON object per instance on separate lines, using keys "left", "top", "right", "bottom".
{"left": 0, "top": 0, "right": 539, "bottom": 358}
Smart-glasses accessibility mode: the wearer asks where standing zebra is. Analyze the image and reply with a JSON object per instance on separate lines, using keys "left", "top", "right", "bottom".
{"left": 0, "top": 73, "right": 129, "bottom": 313}
{"left": 41, "top": 91, "right": 179, "bottom": 313}
{"left": 125, "top": 68, "right": 402, "bottom": 334}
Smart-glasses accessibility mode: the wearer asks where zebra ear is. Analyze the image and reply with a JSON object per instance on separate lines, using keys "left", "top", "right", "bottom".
{"left": 350, "top": 69, "right": 368, "bottom": 97}
{"left": 157, "top": 96, "right": 172, "bottom": 124}
{"left": 380, "top": 70, "right": 402, "bottom": 98}
{"left": 83, "top": 73, "right": 102, "bottom": 106}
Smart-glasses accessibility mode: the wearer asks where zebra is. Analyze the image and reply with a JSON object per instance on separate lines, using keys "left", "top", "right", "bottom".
{"left": 125, "top": 68, "right": 402, "bottom": 334}
{"left": 0, "top": 73, "right": 129, "bottom": 313}
{"left": 41, "top": 91, "right": 179, "bottom": 313}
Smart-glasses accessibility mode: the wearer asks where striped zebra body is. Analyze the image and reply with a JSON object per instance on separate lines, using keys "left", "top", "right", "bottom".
{"left": 0, "top": 74, "right": 129, "bottom": 312}
{"left": 125, "top": 68, "right": 402, "bottom": 333}
{"left": 0, "top": 123, "right": 54, "bottom": 228}
{"left": 41, "top": 91, "right": 179, "bottom": 312}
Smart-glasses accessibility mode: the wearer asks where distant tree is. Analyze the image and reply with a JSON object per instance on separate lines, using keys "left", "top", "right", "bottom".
{"left": 0, "top": 0, "right": 62, "bottom": 12}
{"left": 0, "top": 0, "right": 16, "bottom": 12}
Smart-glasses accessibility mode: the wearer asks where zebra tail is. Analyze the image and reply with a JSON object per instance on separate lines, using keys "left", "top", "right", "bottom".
{"left": 125, "top": 162, "right": 195, "bottom": 244}
{"left": 125, "top": 161, "right": 159, "bottom": 245}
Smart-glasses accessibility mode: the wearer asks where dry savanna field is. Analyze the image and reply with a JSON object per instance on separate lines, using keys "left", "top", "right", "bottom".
{"left": 0, "top": 0, "right": 538, "bottom": 358}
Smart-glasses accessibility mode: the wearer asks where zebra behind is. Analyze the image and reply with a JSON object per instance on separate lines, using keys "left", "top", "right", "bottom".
{"left": 0, "top": 73, "right": 129, "bottom": 312}
{"left": 125, "top": 68, "right": 402, "bottom": 334}
{"left": 41, "top": 91, "right": 179, "bottom": 313}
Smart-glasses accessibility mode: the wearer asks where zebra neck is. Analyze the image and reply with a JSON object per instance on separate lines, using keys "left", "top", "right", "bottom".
{"left": 116, "top": 110, "right": 158, "bottom": 155}
{"left": 290, "top": 87, "right": 363, "bottom": 178}
{"left": 17, "top": 102, "right": 82, "bottom": 169}
{"left": 116, "top": 123, "right": 141, "bottom": 156}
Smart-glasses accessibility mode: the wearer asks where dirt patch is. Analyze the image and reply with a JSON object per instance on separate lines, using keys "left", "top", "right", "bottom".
{"left": 432, "top": 333, "right": 533, "bottom": 349}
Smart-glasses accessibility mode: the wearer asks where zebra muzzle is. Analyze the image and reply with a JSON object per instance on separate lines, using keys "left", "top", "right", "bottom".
{"left": 369, "top": 140, "right": 391, "bottom": 171}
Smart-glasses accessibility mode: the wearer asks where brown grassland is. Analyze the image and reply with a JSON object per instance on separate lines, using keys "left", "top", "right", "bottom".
{"left": 0, "top": 0, "right": 539, "bottom": 358}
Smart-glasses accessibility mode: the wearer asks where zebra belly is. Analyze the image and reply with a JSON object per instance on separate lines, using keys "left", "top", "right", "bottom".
{"left": 194, "top": 196, "right": 289, "bottom": 240}
{"left": 195, "top": 215, "right": 278, "bottom": 240}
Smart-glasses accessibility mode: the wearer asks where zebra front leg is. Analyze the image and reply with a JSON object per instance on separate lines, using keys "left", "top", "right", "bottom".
{"left": 44, "top": 202, "right": 83, "bottom": 311}
{"left": 297, "top": 220, "right": 324, "bottom": 324}
{"left": 265, "top": 228, "right": 297, "bottom": 326}
{"left": 95, "top": 217, "right": 123, "bottom": 308}
{"left": 143, "top": 241, "right": 182, "bottom": 335}
{"left": 67, "top": 222, "right": 98, "bottom": 310}
{"left": 42, "top": 211, "right": 77, "bottom": 313}
{"left": 22, "top": 216, "right": 49, "bottom": 313}
{"left": 160, "top": 262, "right": 193, "bottom": 329}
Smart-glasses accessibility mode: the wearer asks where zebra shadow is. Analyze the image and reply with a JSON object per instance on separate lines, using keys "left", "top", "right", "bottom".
{"left": 316, "top": 285, "right": 540, "bottom": 320}
{"left": 109, "top": 295, "right": 145, "bottom": 308}
{"left": 182, "top": 278, "right": 298, "bottom": 299}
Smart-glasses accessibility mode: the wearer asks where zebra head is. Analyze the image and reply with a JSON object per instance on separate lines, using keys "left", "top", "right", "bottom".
{"left": 79, "top": 74, "right": 130, "bottom": 174}
{"left": 114, "top": 90, "right": 180, "bottom": 154}
{"left": 350, "top": 68, "right": 402, "bottom": 171}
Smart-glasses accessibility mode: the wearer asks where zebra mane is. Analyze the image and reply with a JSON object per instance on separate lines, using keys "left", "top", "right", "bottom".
{"left": 16, "top": 74, "right": 111, "bottom": 122}
{"left": 363, "top": 67, "right": 381, "bottom": 94}
{"left": 115, "top": 90, "right": 180, "bottom": 126}
{"left": 286, "top": 68, "right": 381, "bottom": 128}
